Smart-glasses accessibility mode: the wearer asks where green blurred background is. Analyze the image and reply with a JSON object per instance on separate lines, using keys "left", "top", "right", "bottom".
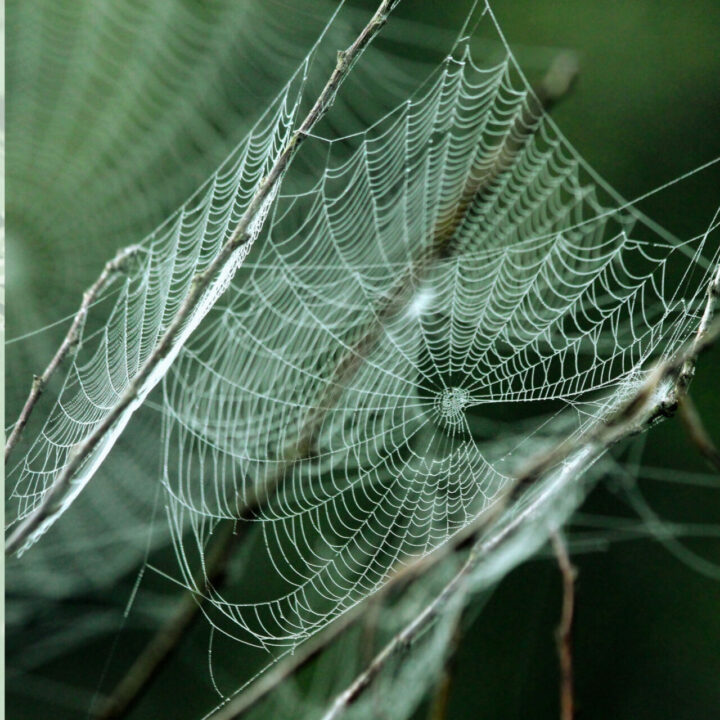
{"left": 5, "top": 1, "right": 720, "bottom": 718}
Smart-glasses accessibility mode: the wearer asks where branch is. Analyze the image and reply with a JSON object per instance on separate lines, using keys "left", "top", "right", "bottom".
{"left": 5, "top": 0, "right": 402, "bottom": 557}
{"left": 551, "top": 532, "right": 576, "bottom": 720}
{"left": 426, "top": 621, "right": 463, "bottom": 720}
{"left": 4, "top": 244, "right": 141, "bottom": 462}
{"left": 678, "top": 394, "right": 720, "bottom": 473}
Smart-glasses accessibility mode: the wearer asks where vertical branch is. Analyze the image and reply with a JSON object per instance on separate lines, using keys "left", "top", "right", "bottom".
{"left": 5, "top": 244, "right": 141, "bottom": 462}
{"left": 551, "top": 532, "right": 576, "bottom": 720}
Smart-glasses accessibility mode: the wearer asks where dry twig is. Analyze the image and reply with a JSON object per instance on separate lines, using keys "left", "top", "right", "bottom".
{"left": 551, "top": 532, "right": 576, "bottom": 720}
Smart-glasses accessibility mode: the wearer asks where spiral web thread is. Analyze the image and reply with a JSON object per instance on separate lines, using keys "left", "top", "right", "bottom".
{"left": 155, "top": 5, "right": 718, "bottom": 651}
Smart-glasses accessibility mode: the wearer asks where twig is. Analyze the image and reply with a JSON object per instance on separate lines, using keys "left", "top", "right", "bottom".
{"left": 5, "top": 0, "right": 402, "bottom": 557}
{"left": 4, "top": 244, "right": 141, "bottom": 462}
{"left": 56, "top": 3, "right": 403, "bottom": 715}
{"left": 426, "top": 621, "right": 463, "bottom": 720}
{"left": 14, "top": 46, "right": 583, "bottom": 718}
{"left": 250, "top": 271, "right": 720, "bottom": 720}
{"left": 551, "top": 532, "right": 576, "bottom": 720}
{"left": 678, "top": 394, "right": 720, "bottom": 473}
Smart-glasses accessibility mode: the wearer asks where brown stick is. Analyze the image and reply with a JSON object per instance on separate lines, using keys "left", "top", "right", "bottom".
{"left": 678, "top": 394, "right": 720, "bottom": 473}
{"left": 5, "top": 0, "right": 402, "bottom": 557}
{"left": 426, "top": 621, "right": 463, "bottom": 720}
{"left": 4, "top": 244, "right": 141, "bottom": 462}
{"left": 67, "top": 3, "right": 405, "bottom": 715}
{"left": 551, "top": 532, "right": 576, "bottom": 720}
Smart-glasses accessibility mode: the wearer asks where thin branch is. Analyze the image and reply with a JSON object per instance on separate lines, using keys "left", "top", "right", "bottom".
{"left": 262, "top": 272, "right": 720, "bottom": 720}
{"left": 5, "top": 0, "right": 402, "bottom": 557}
{"left": 4, "top": 244, "right": 141, "bottom": 462}
{"left": 678, "top": 394, "right": 720, "bottom": 473}
{"left": 55, "top": 3, "right": 403, "bottom": 715}
{"left": 551, "top": 532, "right": 576, "bottom": 720}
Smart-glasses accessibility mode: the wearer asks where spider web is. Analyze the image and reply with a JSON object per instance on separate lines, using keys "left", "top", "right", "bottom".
{"left": 157, "top": 8, "right": 718, "bottom": 650}
{"left": 5, "top": 0, "right": 719, "bottom": 669}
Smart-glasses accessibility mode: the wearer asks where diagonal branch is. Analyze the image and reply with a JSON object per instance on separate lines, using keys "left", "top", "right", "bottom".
{"left": 225, "top": 266, "right": 720, "bottom": 720}
{"left": 4, "top": 244, "right": 141, "bottom": 462}
{"left": 5, "top": 0, "right": 402, "bottom": 557}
